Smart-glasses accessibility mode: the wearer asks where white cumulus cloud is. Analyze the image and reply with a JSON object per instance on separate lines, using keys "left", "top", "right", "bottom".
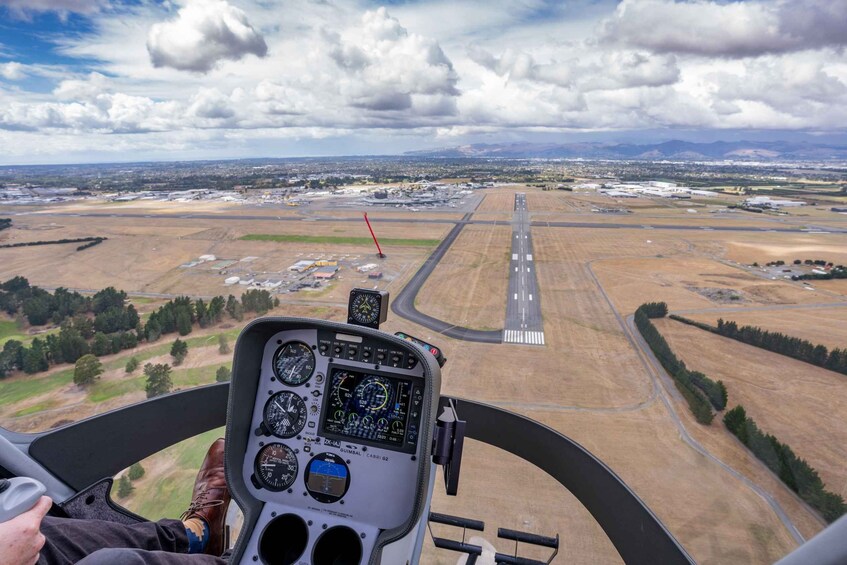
{"left": 0, "top": 62, "right": 26, "bottom": 80}
{"left": 147, "top": 0, "right": 268, "bottom": 73}
{"left": 326, "top": 7, "right": 459, "bottom": 114}
{"left": 601, "top": 0, "right": 847, "bottom": 57}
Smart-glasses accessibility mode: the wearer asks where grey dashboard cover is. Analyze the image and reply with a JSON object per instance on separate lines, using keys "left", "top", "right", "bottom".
{"left": 225, "top": 317, "right": 441, "bottom": 565}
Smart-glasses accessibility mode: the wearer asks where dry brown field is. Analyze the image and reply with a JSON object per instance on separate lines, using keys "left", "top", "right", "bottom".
{"left": 414, "top": 224, "right": 511, "bottom": 330}
{"left": 475, "top": 190, "right": 519, "bottom": 212}
{"left": 593, "top": 253, "right": 836, "bottom": 315}
{"left": 655, "top": 318, "right": 847, "bottom": 499}
{"left": 0, "top": 212, "right": 446, "bottom": 304}
{"left": 723, "top": 236, "right": 847, "bottom": 266}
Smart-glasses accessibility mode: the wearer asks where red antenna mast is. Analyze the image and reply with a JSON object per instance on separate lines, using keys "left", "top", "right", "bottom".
{"left": 363, "top": 213, "right": 386, "bottom": 258}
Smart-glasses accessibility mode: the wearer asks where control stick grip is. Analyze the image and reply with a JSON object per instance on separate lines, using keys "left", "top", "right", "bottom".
{"left": 0, "top": 477, "right": 46, "bottom": 523}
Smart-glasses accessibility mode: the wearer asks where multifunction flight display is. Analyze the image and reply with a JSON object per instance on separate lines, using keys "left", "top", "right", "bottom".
{"left": 321, "top": 368, "right": 422, "bottom": 452}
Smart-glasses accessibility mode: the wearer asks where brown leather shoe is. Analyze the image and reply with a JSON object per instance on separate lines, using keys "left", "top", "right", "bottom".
{"left": 181, "top": 438, "right": 230, "bottom": 556}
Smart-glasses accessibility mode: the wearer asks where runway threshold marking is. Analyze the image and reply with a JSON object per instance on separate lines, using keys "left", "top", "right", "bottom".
{"left": 503, "top": 330, "right": 545, "bottom": 345}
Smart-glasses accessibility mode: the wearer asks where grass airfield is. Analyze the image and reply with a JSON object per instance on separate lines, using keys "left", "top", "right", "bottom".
{"left": 1, "top": 187, "right": 846, "bottom": 563}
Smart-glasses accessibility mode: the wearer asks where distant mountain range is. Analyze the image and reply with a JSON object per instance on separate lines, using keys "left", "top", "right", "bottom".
{"left": 405, "top": 140, "right": 847, "bottom": 161}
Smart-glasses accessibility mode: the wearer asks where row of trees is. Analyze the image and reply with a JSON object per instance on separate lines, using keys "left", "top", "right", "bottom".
{"left": 634, "top": 303, "right": 727, "bottom": 425}
{"left": 144, "top": 290, "right": 277, "bottom": 342}
{"left": 792, "top": 266, "right": 847, "bottom": 281}
{"left": 76, "top": 238, "right": 105, "bottom": 251}
{"left": 671, "top": 315, "right": 847, "bottom": 376}
{"left": 0, "top": 283, "right": 142, "bottom": 378}
{"left": 0, "top": 278, "right": 138, "bottom": 331}
{"left": 0, "top": 236, "right": 106, "bottom": 250}
{"left": 724, "top": 406, "right": 845, "bottom": 523}
{"left": 0, "top": 279, "right": 276, "bottom": 379}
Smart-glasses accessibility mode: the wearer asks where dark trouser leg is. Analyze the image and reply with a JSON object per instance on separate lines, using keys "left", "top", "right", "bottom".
{"left": 76, "top": 548, "right": 227, "bottom": 565}
{"left": 38, "top": 516, "right": 224, "bottom": 565}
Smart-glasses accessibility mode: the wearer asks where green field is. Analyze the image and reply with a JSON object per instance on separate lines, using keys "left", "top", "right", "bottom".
{"left": 88, "top": 361, "right": 230, "bottom": 403}
{"left": 0, "top": 368, "right": 75, "bottom": 406}
{"left": 119, "top": 427, "right": 225, "bottom": 520}
{"left": 240, "top": 233, "right": 439, "bottom": 247}
{"left": 0, "top": 319, "right": 24, "bottom": 346}
{"left": 0, "top": 318, "right": 61, "bottom": 347}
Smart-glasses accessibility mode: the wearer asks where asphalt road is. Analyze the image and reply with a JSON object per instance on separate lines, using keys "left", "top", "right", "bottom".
{"left": 504, "top": 194, "right": 545, "bottom": 346}
{"left": 390, "top": 213, "right": 503, "bottom": 343}
{"left": 16, "top": 211, "right": 846, "bottom": 234}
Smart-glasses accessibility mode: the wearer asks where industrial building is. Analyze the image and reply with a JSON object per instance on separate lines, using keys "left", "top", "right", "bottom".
{"left": 744, "top": 196, "right": 806, "bottom": 208}
{"left": 313, "top": 266, "right": 339, "bottom": 280}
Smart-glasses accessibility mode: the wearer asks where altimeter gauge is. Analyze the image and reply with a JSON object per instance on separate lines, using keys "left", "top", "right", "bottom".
{"left": 273, "top": 341, "right": 315, "bottom": 386}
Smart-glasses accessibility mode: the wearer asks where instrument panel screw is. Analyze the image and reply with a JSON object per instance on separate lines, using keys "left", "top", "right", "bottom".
{"left": 271, "top": 511, "right": 277, "bottom": 517}
{"left": 360, "top": 533, "right": 366, "bottom": 539}
{"left": 322, "top": 524, "right": 328, "bottom": 530}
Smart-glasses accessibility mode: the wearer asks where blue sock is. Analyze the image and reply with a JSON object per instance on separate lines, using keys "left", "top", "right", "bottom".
{"left": 184, "top": 517, "right": 210, "bottom": 554}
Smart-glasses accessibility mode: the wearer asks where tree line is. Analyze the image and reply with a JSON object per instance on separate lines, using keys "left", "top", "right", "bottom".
{"left": 670, "top": 315, "right": 847, "bottom": 376}
{"left": 0, "top": 282, "right": 141, "bottom": 377}
{"left": 143, "top": 289, "right": 277, "bottom": 342}
{"left": 0, "top": 278, "right": 279, "bottom": 379}
{"left": 0, "top": 236, "right": 107, "bottom": 250}
{"left": 724, "top": 406, "right": 845, "bottom": 523}
{"left": 634, "top": 302, "right": 727, "bottom": 425}
{"left": 76, "top": 238, "right": 106, "bottom": 251}
{"left": 792, "top": 265, "right": 847, "bottom": 281}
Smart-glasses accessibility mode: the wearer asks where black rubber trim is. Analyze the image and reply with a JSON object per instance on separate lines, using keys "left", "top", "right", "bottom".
{"left": 446, "top": 397, "right": 694, "bottom": 565}
{"left": 28, "top": 383, "right": 229, "bottom": 491}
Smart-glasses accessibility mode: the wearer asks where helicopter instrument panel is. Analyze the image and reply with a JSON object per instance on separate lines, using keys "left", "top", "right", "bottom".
{"left": 227, "top": 319, "right": 440, "bottom": 565}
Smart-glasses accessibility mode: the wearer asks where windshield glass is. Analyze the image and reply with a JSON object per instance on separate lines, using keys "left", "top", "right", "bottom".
{"left": 1, "top": 1, "right": 845, "bottom": 563}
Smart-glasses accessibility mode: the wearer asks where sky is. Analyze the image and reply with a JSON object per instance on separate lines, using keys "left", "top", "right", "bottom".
{"left": 0, "top": 0, "right": 846, "bottom": 164}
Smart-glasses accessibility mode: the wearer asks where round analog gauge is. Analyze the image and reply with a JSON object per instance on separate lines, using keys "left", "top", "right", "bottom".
{"left": 273, "top": 342, "right": 315, "bottom": 386}
{"left": 349, "top": 293, "right": 381, "bottom": 326}
{"left": 254, "top": 443, "right": 298, "bottom": 492}
{"left": 356, "top": 376, "right": 392, "bottom": 412}
{"left": 263, "top": 391, "right": 307, "bottom": 439}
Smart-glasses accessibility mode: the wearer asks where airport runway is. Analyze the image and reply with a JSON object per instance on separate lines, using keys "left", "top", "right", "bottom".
{"left": 390, "top": 213, "right": 503, "bottom": 343}
{"left": 503, "top": 194, "right": 545, "bottom": 346}
{"left": 14, "top": 211, "right": 846, "bottom": 234}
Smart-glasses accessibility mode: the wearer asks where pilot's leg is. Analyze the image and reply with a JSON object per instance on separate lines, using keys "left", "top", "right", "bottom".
{"left": 38, "top": 516, "right": 204, "bottom": 564}
{"left": 38, "top": 439, "right": 231, "bottom": 564}
{"left": 77, "top": 547, "right": 226, "bottom": 564}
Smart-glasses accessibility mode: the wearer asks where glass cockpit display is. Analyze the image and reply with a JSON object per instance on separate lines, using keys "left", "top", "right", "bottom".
{"left": 322, "top": 368, "right": 414, "bottom": 448}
